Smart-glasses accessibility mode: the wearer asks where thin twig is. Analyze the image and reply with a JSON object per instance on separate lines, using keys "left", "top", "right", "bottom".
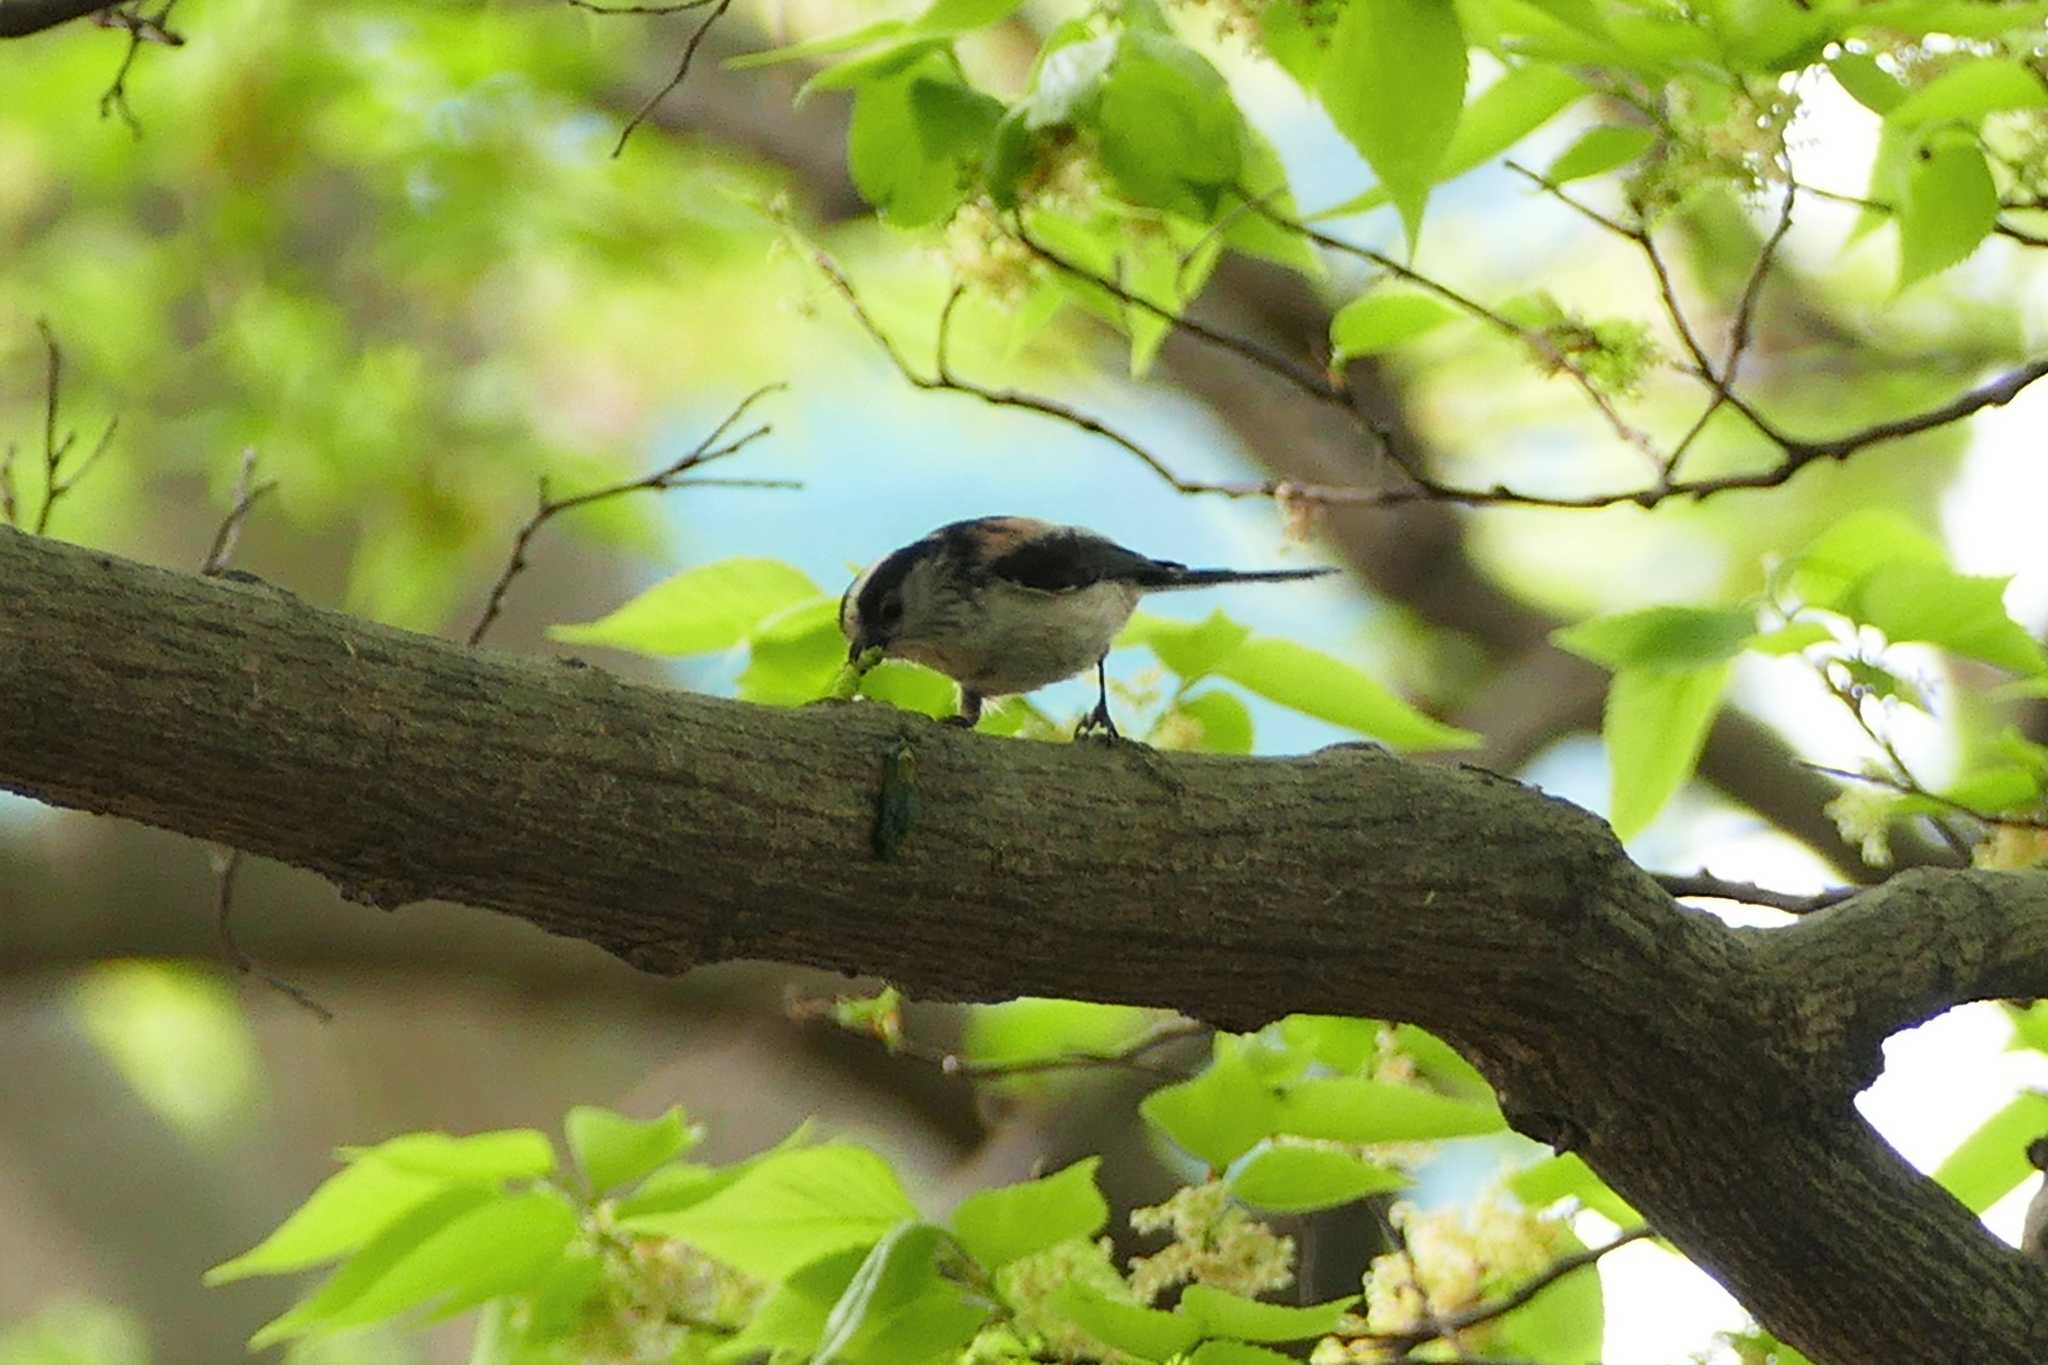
{"left": 212, "top": 849, "right": 335, "bottom": 1022}
{"left": 1371, "top": 1225, "right": 1655, "bottom": 1352}
{"left": 1653, "top": 870, "right": 1856, "bottom": 916}
{"left": 1794, "top": 179, "right": 2048, "bottom": 250}
{"left": 609, "top": 0, "right": 734, "bottom": 158}
{"left": 96, "top": 0, "right": 182, "bottom": 137}
{"left": 466, "top": 385, "right": 793, "bottom": 648}
{"left": 199, "top": 447, "right": 276, "bottom": 577}
{"left": 25, "top": 319, "right": 118, "bottom": 535}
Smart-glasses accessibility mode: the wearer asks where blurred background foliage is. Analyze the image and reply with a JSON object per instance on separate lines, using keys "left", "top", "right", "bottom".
{"left": 4, "top": 0, "right": 2048, "bottom": 1360}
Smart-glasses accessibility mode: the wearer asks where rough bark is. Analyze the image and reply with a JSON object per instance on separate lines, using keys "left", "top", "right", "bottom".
{"left": 4, "top": 523, "right": 2048, "bottom": 1363}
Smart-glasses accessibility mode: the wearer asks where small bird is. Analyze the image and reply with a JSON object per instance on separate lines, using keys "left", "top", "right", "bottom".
{"left": 839, "top": 516, "right": 1336, "bottom": 736}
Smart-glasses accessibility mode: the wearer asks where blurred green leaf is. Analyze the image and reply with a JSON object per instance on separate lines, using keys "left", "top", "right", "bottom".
{"left": 710, "top": 1248, "right": 867, "bottom": 1363}
{"left": 1556, "top": 605, "right": 1757, "bottom": 672}
{"left": 850, "top": 58, "right": 1003, "bottom": 228}
{"left": 550, "top": 558, "right": 821, "bottom": 656}
{"left": 1389, "top": 1024, "right": 1494, "bottom": 1102}
{"left": 1897, "top": 137, "right": 1997, "bottom": 289}
{"left": 1545, "top": 125, "right": 1657, "bottom": 183}
{"left": 859, "top": 659, "right": 962, "bottom": 717}
{"left": 1330, "top": 289, "right": 1461, "bottom": 360}
{"left": 1096, "top": 33, "right": 1243, "bottom": 215}
{"left": 731, "top": 0, "right": 1024, "bottom": 70}
{"left": 1790, "top": 510, "right": 1946, "bottom": 609}
{"left": 1274, "top": 1014, "right": 1380, "bottom": 1073}
{"left": 345, "top": 1130, "right": 558, "bottom": 1183}
{"left": 1887, "top": 58, "right": 2048, "bottom": 126}
{"left": 1841, "top": 563, "right": 2047, "bottom": 674}
{"left": 1508, "top": 1154, "right": 1644, "bottom": 1227}
{"left": 1489, "top": 1225, "right": 1603, "bottom": 1362}
{"left": 1222, "top": 1141, "right": 1407, "bottom": 1212}
{"left": 251, "top": 1188, "right": 577, "bottom": 1346}
{"left": 1829, "top": 51, "right": 1906, "bottom": 115}
{"left": 565, "top": 1105, "right": 699, "bottom": 1198}
{"left": 961, "top": 998, "right": 1157, "bottom": 1070}
{"left": 1131, "top": 608, "right": 1253, "bottom": 679}
{"left": 622, "top": 1144, "right": 917, "bottom": 1280}
{"left": 1603, "top": 663, "right": 1732, "bottom": 839}
{"left": 1320, "top": 0, "right": 1467, "bottom": 244}
{"left": 1141, "top": 1037, "right": 1287, "bottom": 1167}
{"left": 1932, "top": 1092, "right": 2048, "bottom": 1212}
{"left": 1186, "top": 1342, "right": 1298, "bottom": 1365}
{"left": 1170, "top": 689, "right": 1256, "bottom": 754}
{"left": 815, "top": 1222, "right": 991, "bottom": 1365}
{"left": 1219, "top": 638, "right": 1479, "bottom": 750}
{"left": 740, "top": 597, "right": 846, "bottom": 706}
{"left": 950, "top": 1159, "right": 1109, "bottom": 1269}
{"left": 1274, "top": 1076, "right": 1505, "bottom": 1141}
{"left": 206, "top": 1154, "right": 451, "bottom": 1284}
{"left": 1181, "top": 1285, "right": 1359, "bottom": 1341}
{"left": 1747, "top": 621, "right": 1835, "bottom": 655}
{"left": 1047, "top": 1284, "right": 1201, "bottom": 1359}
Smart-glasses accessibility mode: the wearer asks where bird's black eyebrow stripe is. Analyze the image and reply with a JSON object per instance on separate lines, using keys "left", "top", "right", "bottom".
{"left": 854, "top": 542, "right": 926, "bottom": 621}
{"left": 988, "top": 528, "right": 1180, "bottom": 592}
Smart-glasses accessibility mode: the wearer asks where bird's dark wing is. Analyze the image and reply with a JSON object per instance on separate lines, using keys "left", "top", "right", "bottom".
{"left": 986, "top": 526, "right": 1182, "bottom": 592}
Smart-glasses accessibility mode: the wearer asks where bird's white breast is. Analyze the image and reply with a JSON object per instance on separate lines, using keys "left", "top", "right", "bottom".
{"left": 896, "top": 579, "right": 1140, "bottom": 696}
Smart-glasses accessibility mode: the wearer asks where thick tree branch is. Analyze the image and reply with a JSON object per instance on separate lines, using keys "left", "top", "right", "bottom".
{"left": 0, "top": 0, "right": 107, "bottom": 37}
{"left": 5, "top": 526, "right": 2048, "bottom": 1362}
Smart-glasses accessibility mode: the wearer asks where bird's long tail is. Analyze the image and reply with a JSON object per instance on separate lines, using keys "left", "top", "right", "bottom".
{"left": 1142, "top": 565, "right": 1338, "bottom": 589}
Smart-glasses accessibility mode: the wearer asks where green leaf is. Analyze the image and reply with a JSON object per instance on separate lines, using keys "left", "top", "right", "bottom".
{"left": 1095, "top": 33, "right": 1244, "bottom": 215}
{"left": 1507, "top": 1154, "right": 1644, "bottom": 1227}
{"left": 550, "top": 558, "right": 822, "bottom": 656}
{"left": 565, "top": 1106, "right": 698, "bottom": 1197}
{"left": 1179, "top": 1285, "right": 1359, "bottom": 1341}
{"left": 1223, "top": 1141, "right": 1407, "bottom": 1212}
{"left": 961, "top": 998, "right": 1156, "bottom": 1070}
{"left": 1171, "top": 689, "right": 1255, "bottom": 754}
{"left": 1273, "top": 1076, "right": 1506, "bottom": 1142}
{"left": 1933, "top": 1093, "right": 2048, "bottom": 1212}
{"left": 858, "top": 659, "right": 962, "bottom": 718}
{"left": 1133, "top": 608, "right": 1253, "bottom": 679}
{"left": 1141, "top": 1035, "right": 1287, "bottom": 1167}
{"left": 1022, "top": 33, "right": 1117, "bottom": 128}
{"left": 621, "top": 1144, "right": 918, "bottom": 1280}
{"left": 1897, "top": 137, "right": 1997, "bottom": 289}
{"left": 1273, "top": 1014, "right": 1380, "bottom": 1073}
{"left": 1489, "top": 1225, "right": 1604, "bottom": 1362}
{"left": 1746, "top": 621, "right": 1835, "bottom": 655}
{"left": 1047, "top": 1284, "right": 1202, "bottom": 1359}
{"left": 739, "top": 596, "right": 846, "bottom": 706}
{"left": 1330, "top": 289, "right": 1461, "bottom": 360}
{"left": 949, "top": 1159, "right": 1109, "bottom": 1269}
{"left": 344, "top": 1130, "right": 558, "bottom": 1183}
{"left": 849, "top": 60, "right": 1001, "bottom": 228}
{"left": 711, "top": 1248, "right": 867, "bottom": 1363}
{"left": 1830, "top": 51, "right": 1907, "bottom": 115}
{"left": 731, "top": 0, "right": 1024, "bottom": 70}
{"left": 1219, "top": 637, "right": 1479, "bottom": 750}
{"left": 250, "top": 1188, "right": 578, "bottom": 1347}
{"left": 1186, "top": 1342, "right": 1300, "bottom": 1365}
{"left": 1888, "top": 58, "right": 2048, "bottom": 126}
{"left": 1544, "top": 124, "right": 1656, "bottom": 184}
{"left": 1842, "top": 562, "right": 2048, "bottom": 674}
{"left": 1320, "top": 0, "right": 1467, "bottom": 244}
{"left": 2010, "top": 1002, "right": 2048, "bottom": 1055}
{"left": 1554, "top": 605, "right": 1758, "bottom": 672}
{"left": 1789, "top": 509, "right": 1946, "bottom": 609}
{"left": 815, "top": 1222, "right": 992, "bottom": 1365}
{"left": 1226, "top": 123, "right": 1324, "bottom": 276}
{"left": 1389, "top": 1024, "right": 1494, "bottom": 1102}
{"left": 1602, "top": 663, "right": 1732, "bottom": 839}
{"left": 205, "top": 1154, "right": 451, "bottom": 1283}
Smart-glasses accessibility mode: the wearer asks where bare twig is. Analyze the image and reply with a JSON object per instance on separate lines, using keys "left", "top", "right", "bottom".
{"left": 21, "top": 320, "right": 118, "bottom": 535}
{"left": 1370, "top": 1225, "right": 1656, "bottom": 1352}
{"left": 608, "top": 0, "right": 734, "bottom": 158}
{"left": 95, "top": 0, "right": 182, "bottom": 136}
{"left": 199, "top": 448, "right": 276, "bottom": 577}
{"left": 1654, "top": 870, "right": 1856, "bottom": 916}
{"left": 466, "top": 385, "right": 793, "bottom": 648}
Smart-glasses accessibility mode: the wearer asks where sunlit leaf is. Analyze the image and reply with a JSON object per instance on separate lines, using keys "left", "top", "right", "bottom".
{"left": 949, "top": 1159, "right": 1109, "bottom": 1269}
{"left": 1186, "top": 1341, "right": 1300, "bottom": 1364}
{"left": 1554, "top": 605, "right": 1757, "bottom": 672}
{"left": 1887, "top": 58, "right": 2048, "bottom": 126}
{"left": 710, "top": 1248, "right": 867, "bottom": 1363}
{"left": 1829, "top": 51, "right": 1906, "bottom": 115}
{"left": 1179, "top": 1285, "right": 1360, "bottom": 1341}
{"left": 1330, "top": 289, "right": 1461, "bottom": 360}
{"left": 815, "top": 1222, "right": 991, "bottom": 1365}
{"left": 1897, "top": 137, "right": 1997, "bottom": 289}
{"left": 565, "top": 1105, "right": 700, "bottom": 1197}
{"left": 344, "top": 1130, "right": 557, "bottom": 1183}
{"left": 1489, "top": 1224, "right": 1604, "bottom": 1362}
{"left": 1219, "top": 638, "right": 1479, "bottom": 750}
{"left": 1047, "top": 1284, "right": 1202, "bottom": 1359}
{"left": 206, "top": 1155, "right": 452, "bottom": 1284}
{"left": 1273, "top": 1076, "right": 1505, "bottom": 1142}
{"left": 550, "top": 558, "right": 822, "bottom": 656}
{"left": 1842, "top": 562, "right": 2046, "bottom": 673}
{"left": 1932, "top": 1092, "right": 2048, "bottom": 1212}
{"left": 1508, "top": 1154, "right": 1644, "bottom": 1227}
{"left": 1170, "top": 689, "right": 1256, "bottom": 754}
{"left": 1545, "top": 124, "right": 1656, "bottom": 184}
{"left": 1321, "top": 0, "right": 1467, "bottom": 244}
{"left": 1603, "top": 663, "right": 1731, "bottom": 838}
{"left": 1223, "top": 1141, "right": 1407, "bottom": 1212}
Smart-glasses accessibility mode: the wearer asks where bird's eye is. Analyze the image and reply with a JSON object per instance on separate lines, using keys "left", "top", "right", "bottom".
{"left": 878, "top": 598, "right": 904, "bottom": 626}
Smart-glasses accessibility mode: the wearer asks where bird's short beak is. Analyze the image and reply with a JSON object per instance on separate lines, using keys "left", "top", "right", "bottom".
{"left": 848, "top": 634, "right": 872, "bottom": 663}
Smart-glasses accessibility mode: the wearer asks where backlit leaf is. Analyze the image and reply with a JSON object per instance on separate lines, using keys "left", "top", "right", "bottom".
{"left": 1897, "top": 137, "right": 1997, "bottom": 289}
{"left": 1603, "top": 663, "right": 1733, "bottom": 838}
{"left": 550, "top": 558, "right": 822, "bottom": 656}
{"left": 1321, "top": 0, "right": 1467, "bottom": 245}
{"left": 949, "top": 1159, "right": 1109, "bottom": 1269}
{"left": 1223, "top": 1141, "right": 1407, "bottom": 1212}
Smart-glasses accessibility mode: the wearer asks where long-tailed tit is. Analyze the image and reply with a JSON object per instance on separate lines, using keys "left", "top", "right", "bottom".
{"left": 839, "top": 516, "right": 1335, "bottom": 736}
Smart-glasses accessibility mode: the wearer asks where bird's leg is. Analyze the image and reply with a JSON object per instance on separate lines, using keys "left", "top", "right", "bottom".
{"left": 1074, "top": 658, "right": 1121, "bottom": 742}
{"left": 944, "top": 689, "right": 984, "bottom": 729}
